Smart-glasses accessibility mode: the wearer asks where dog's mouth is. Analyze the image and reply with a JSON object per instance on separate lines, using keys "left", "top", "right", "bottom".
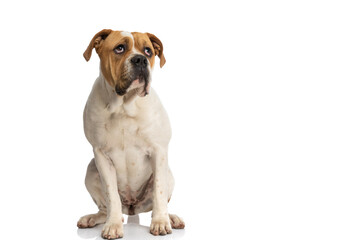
{"left": 115, "top": 73, "right": 150, "bottom": 97}
{"left": 132, "top": 77, "right": 150, "bottom": 97}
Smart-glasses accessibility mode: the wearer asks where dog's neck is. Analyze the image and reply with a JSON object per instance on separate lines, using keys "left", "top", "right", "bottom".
{"left": 99, "top": 72, "right": 139, "bottom": 117}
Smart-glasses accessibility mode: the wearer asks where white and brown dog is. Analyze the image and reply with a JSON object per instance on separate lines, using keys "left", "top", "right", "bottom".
{"left": 77, "top": 29, "right": 185, "bottom": 239}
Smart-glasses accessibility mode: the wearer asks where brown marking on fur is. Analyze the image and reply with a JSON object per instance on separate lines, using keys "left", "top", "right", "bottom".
{"left": 132, "top": 32, "right": 156, "bottom": 68}
{"left": 84, "top": 30, "right": 135, "bottom": 89}
{"left": 146, "top": 33, "right": 166, "bottom": 68}
{"left": 99, "top": 31, "right": 134, "bottom": 89}
{"left": 84, "top": 30, "right": 165, "bottom": 97}
{"left": 132, "top": 32, "right": 166, "bottom": 68}
{"left": 83, "top": 29, "right": 112, "bottom": 62}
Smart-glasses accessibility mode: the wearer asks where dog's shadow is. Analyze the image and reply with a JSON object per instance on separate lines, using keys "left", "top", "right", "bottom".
{"left": 77, "top": 215, "right": 185, "bottom": 240}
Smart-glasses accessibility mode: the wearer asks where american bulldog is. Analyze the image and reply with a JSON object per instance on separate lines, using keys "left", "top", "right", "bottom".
{"left": 77, "top": 29, "right": 184, "bottom": 239}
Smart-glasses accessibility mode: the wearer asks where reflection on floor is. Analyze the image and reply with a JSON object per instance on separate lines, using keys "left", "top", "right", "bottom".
{"left": 77, "top": 215, "right": 185, "bottom": 240}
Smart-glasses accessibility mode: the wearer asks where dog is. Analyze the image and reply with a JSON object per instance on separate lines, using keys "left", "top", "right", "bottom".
{"left": 77, "top": 29, "right": 185, "bottom": 239}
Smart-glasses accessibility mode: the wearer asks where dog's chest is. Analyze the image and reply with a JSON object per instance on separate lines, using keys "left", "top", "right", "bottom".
{"left": 104, "top": 111, "right": 150, "bottom": 152}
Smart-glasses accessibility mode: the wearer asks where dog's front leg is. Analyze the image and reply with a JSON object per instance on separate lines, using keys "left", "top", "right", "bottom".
{"left": 150, "top": 146, "right": 172, "bottom": 235}
{"left": 94, "top": 148, "right": 123, "bottom": 239}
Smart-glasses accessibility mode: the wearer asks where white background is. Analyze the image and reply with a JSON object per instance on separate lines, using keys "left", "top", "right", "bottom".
{"left": 0, "top": 0, "right": 359, "bottom": 239}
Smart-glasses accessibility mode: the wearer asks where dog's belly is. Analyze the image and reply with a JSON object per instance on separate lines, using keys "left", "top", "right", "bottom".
{"left": 106, "top": 146, "right": 153, "bottom": 215}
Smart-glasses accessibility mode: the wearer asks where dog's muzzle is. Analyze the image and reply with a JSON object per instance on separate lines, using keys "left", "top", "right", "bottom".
{"left": 115, "top": 54, "right": 150, "bottom": 97}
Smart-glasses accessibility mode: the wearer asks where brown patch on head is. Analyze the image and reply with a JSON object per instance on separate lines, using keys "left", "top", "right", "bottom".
{"left": 132, "top": 32, "right": 166, "bottom": 68}
{"left": 100, "top": 31, "right": 135, "bottom": 90}
{"left": 84, "top": 29, "right": 166, "bottom": 95}
{"left": 83, "top": 30, "right": 136, "bottom": 90}
{"left": 132, "top": 32, "right": 156, "bottom": 68}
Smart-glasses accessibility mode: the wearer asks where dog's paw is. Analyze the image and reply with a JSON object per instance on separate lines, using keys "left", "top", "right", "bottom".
{"left": 77, "top": 212, "right": 106, "bottom": 228}
{"left": 169, "top": 214, "right": 185, "bottom": 229}
{"left": 102, "top": 221, "right": 123, "bottom": 239}
{"left": 150, "top": 217, "right": 172, "bottom": 235}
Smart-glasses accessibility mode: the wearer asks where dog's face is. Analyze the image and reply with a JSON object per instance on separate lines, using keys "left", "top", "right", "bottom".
{"left": 84, "top": 29, "right": 166, "bottom": 97}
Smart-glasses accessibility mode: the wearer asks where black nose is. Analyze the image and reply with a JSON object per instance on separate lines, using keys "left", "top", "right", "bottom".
{"left": 131, "top": 55, "right": 148, "bottom": 68}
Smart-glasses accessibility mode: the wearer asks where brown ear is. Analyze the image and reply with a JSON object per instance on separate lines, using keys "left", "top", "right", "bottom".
{"left": 83, "top": 29, "right": 112, "bottom": 61}
{"left": 146, "top": 33, "right": 166, "bottom": 68}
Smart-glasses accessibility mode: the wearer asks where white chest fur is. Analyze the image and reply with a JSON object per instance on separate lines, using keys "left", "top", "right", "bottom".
{"left": 83, "top": 76, "right": 171, "bottom": 195}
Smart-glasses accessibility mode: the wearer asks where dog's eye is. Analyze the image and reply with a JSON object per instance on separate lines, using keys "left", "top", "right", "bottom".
{"left": 114, "top": 45, "right": 125, "bottom": 54}
{"left": 144, "top": 47, "right": 152, "bottom": 57}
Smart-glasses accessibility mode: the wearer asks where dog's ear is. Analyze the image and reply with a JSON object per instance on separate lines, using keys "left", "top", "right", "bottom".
{"left": 83, "top": 29, "right": 112, "bottom": 62}
{"left": 146, "top": 33, "right": 166, "bottom": 68}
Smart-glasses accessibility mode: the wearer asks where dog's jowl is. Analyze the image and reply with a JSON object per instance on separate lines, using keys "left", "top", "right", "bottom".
{"left": 77, "top": 29, "right": 185, "bottom": 239}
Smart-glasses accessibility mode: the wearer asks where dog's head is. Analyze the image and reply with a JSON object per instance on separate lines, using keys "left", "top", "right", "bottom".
{"left": 84, "top": 29, "right": 166, "bottom": 97}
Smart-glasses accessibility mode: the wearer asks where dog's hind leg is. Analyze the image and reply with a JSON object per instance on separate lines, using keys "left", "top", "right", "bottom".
{"left": 77, "top": 158, "right": 107, "bottom": 228}
{"left": 77, "top": 212, "right": 106, "bottom": 228}
{"left": 169, "top": 214, "right": 185, "bottom": 229}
